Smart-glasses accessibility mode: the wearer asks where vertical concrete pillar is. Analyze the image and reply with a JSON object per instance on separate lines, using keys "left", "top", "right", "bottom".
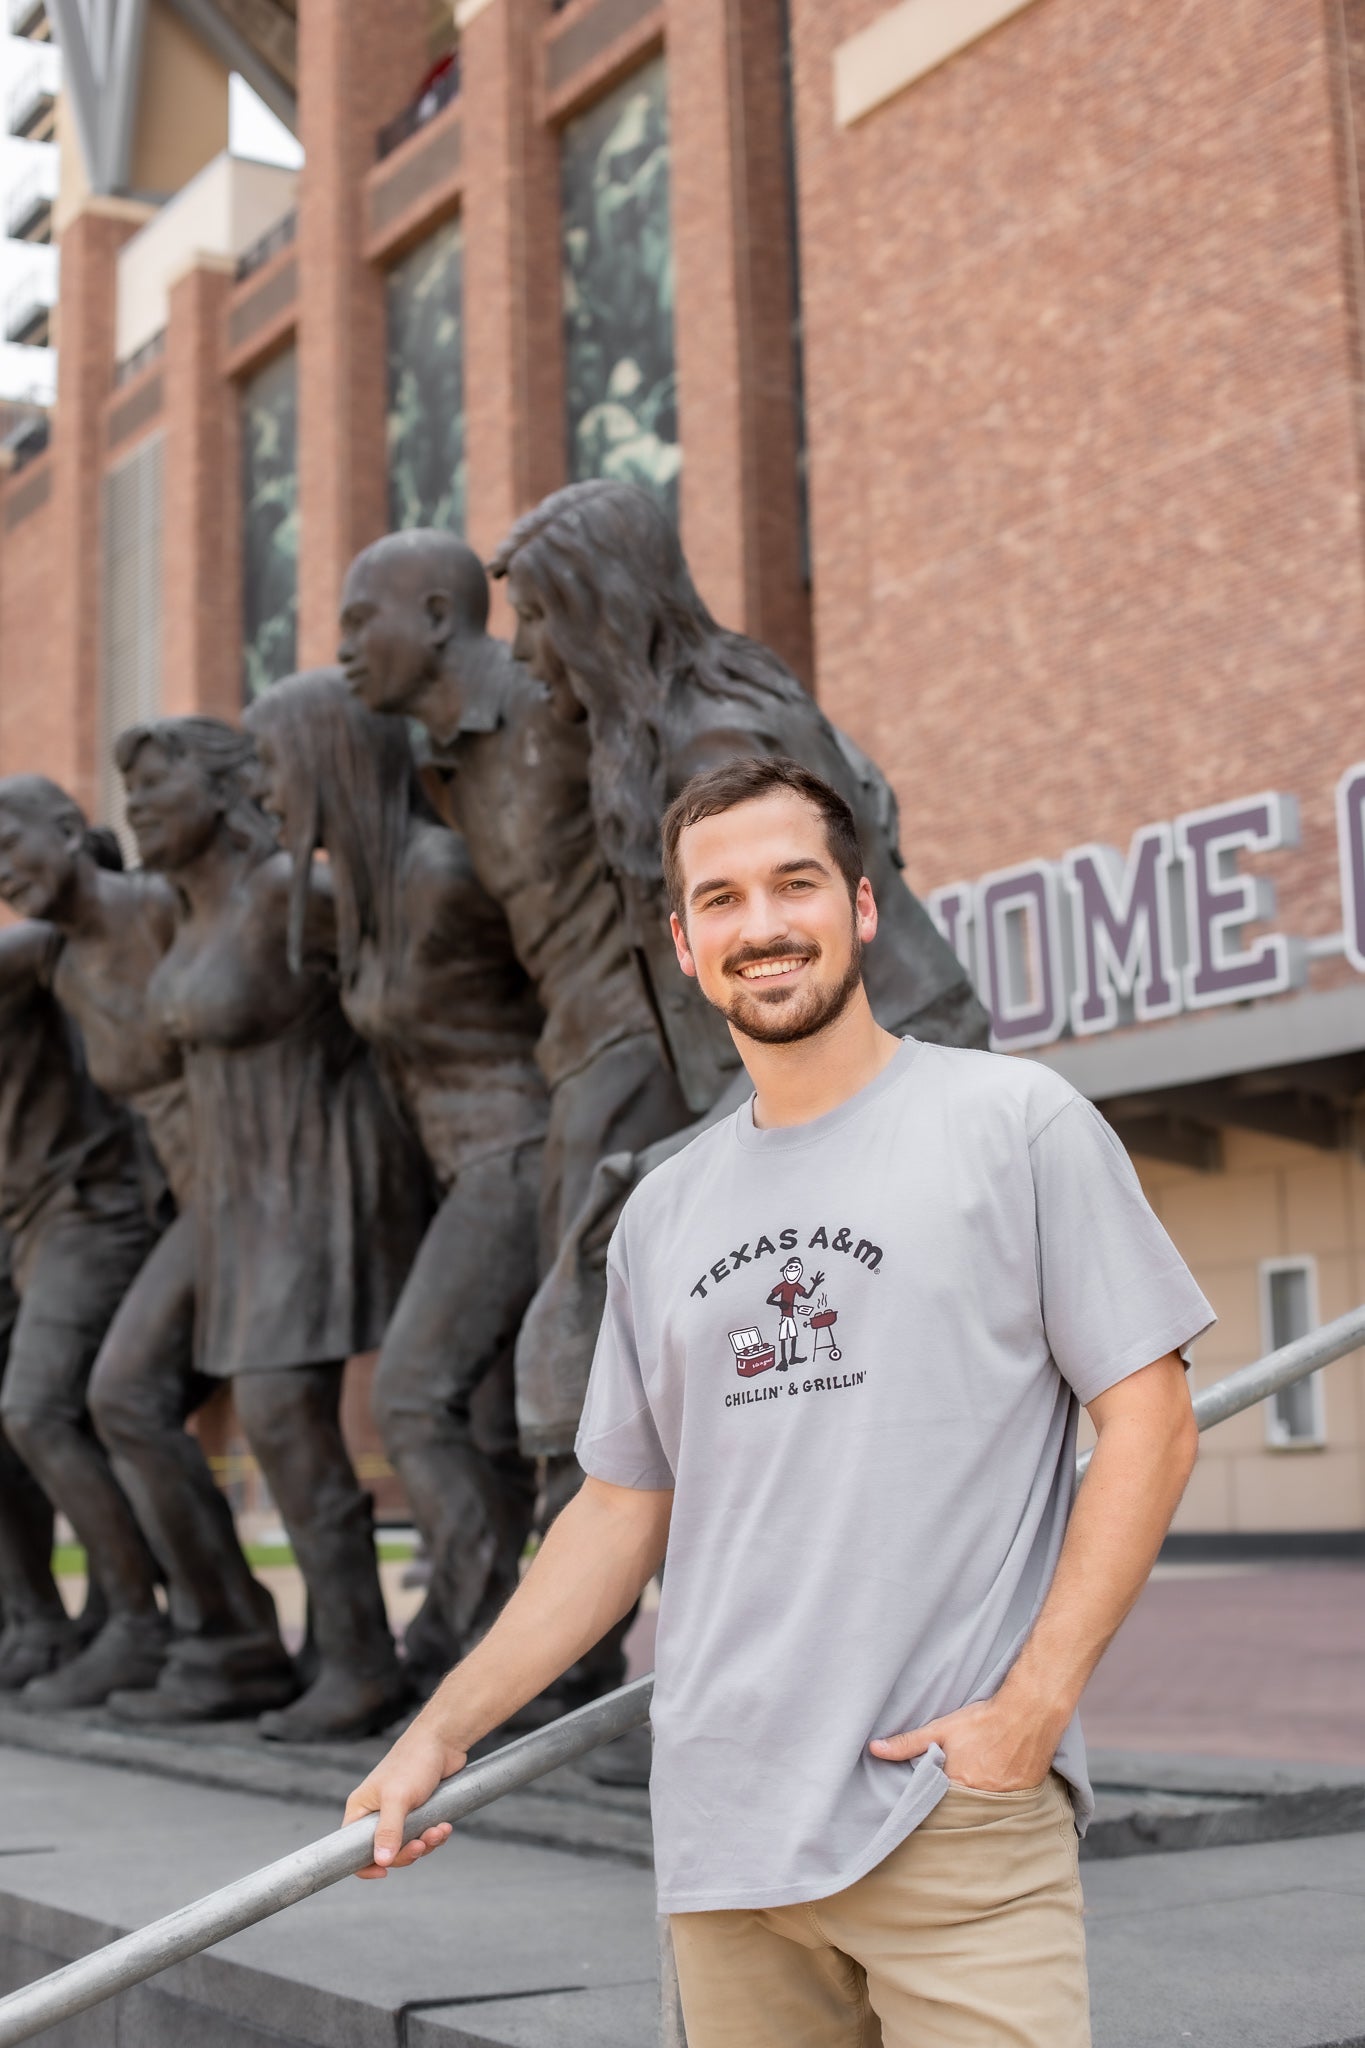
{"left": 48, "top": 200, "right": 150, "bottom": 812}
{"left": 667, "top": 0, "right": 811, "bottom": 679}
{"left": 295, "top": 0, "right": 430, "bottom": 666}
{"left": 162, "top": 260, "right": 239, "bottom": 721}
{"left": 460, "top": 0, "right": 564, "bottom": 584}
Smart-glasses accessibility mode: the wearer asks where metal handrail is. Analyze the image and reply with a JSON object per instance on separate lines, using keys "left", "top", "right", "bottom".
{"left": 1076, "top": 1300, "right": 1365, "bottom": 1474}
{"left": 1, "top": 1304, "right": 1363, "bottom": 2046}
{"left": 0, "top": 1677, "right": 655, "bottom": 2047}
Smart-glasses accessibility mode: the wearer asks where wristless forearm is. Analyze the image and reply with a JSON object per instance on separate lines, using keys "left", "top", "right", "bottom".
{"left": 1000, "top": 1406, "right": 1196, "bottom": 1729}
{"left": 423, "top": 1483, "right": 670, "bottom": 1752}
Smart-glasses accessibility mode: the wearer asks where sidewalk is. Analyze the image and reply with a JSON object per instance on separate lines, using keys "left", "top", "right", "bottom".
{"left": 1079, "top": 1562, "right": 1365, "bottom": 1766}
{"left": 2, "top": 1746, "right": 1362, "bottom": 2048}
{"left": 622, "top": 1561, "right": 1365, "bottom": 1767}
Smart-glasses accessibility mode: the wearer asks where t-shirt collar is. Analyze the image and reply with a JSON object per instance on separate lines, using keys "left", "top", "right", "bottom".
{"left": 733, "top": 1036, "right": 920, "bottom": 1153}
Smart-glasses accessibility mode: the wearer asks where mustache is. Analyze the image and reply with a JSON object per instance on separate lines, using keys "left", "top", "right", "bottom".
{"left": 723, "top": 938, "right": 821, "bottom": 976}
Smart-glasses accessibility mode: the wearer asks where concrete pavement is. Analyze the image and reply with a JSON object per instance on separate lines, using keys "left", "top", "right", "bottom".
{"left": 2, "top": 1746, "right": 1362, "bottom": 2047}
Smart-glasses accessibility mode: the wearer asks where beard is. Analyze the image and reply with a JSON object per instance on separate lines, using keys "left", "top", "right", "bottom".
{"left": 718, "top": 924, "right": 864, "bottom": 1047}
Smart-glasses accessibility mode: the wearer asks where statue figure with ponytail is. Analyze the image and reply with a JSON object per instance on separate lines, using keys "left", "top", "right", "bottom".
{"left": 114, "top": 716, "right": 430, "bottom": 1742}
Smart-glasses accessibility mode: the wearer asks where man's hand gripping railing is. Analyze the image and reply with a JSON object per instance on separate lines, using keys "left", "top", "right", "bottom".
{"left": 2, "top": 1299, "right": 1365, "bottom": 2048}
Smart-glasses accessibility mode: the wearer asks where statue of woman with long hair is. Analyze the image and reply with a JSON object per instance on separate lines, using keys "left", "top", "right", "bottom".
{"left": 244, "top": 671, "right": 547, "bottom": 1693}
{"left": 114, "top": 716, "right": 430, "bottom": 1742}
{"left": 0, "top": 773, "right": 297, "bottom": 1718}
{"left": 490, "top": 478, "right": 987, "bottom": 1104}
{"left": 489, "top": 479, "right": 990, "bottom": 1469}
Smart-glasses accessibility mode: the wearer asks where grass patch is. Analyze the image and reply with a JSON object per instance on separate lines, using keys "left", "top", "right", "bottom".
{"left": 50, "top": 1540, "right": 416, "bottom": 1577}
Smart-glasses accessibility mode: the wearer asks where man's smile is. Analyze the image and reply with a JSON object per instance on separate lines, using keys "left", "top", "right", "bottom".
{"left": 736, "top": 957, "right": 809, "bottom": 982}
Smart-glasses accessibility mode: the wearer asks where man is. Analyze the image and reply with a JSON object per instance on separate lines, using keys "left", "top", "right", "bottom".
{"left": 766, "top": 1255, "right": 823, "bottom": 1368}
{"left": 344, "top": 756, "right": 1208, "bottom": 2047}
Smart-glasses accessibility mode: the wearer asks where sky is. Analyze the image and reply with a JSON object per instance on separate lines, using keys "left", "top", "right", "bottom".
{"left": 0, "top": 35, "right": 302, "bottom": 405}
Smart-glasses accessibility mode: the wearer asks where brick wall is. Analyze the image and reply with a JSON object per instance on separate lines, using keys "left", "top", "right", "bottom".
{"left": 0, "top": 473, "right": 61, "bottom": 784}
{"left": 790, "top": 0, "right": 1362, "bottom": 949}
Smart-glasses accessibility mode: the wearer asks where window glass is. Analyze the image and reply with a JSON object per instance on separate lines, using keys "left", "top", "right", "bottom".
{"left": 241, "top": 350, "right": 299, "bottom": 701}
{"left": 561, "top": 55, "right": 679, "bottom": 519}
{"left": 102, "top": 433, "right": 164, "bottom": 850}
{"left": 1263, "top": 1261, "right": 1323, "bottom": 1445}
{"left": 386, "top": 216, "right": 466, "bottom": 533}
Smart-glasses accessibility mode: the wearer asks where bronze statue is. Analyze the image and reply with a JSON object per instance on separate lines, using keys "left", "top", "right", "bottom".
{"left": 0, "top": 773, "right": 297, "bottom": 1719}
{"left": 0, "top": 1221, "right": 90, "bottom": 1686}
{"left": 489, "top": 480, "right": 990, "bottom": 1458}
{"left": 245, "top": 671, "right": 547, "bottom": 1692}
{"left": 337, "top": 531, "right": 691, "bottom": 1268}
{"left": 0, "top": 897, "right": 165, "bottom": 1701}
{"left": 115, "top": 716, "right": 431, "bottom": 1742}
{"left": 338, "top": 531, "right": 687, "bottom": 1724}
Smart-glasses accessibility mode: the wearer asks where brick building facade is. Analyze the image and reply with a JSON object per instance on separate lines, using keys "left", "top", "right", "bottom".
{"left": 2, "top": 0, "right": 1364, "bottom": 1542}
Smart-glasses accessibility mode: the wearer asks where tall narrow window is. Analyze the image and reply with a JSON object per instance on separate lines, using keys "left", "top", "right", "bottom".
{"left": 561, "top": 56, "right": 679, "bottom": 519}
{"left": 102, "top": 434, "right": 164, "bottom": 847}
{"left": 386, "top": 216, "right": 466, "bottom": 533}
{"left": 241, "top": 350, "right": 299, "bottom": 701}
{"left": 1260, "top": 1258, "right": 1325, "bottom": 1447}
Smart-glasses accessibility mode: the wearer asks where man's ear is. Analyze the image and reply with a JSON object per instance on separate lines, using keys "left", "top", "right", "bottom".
{"left": 855, "top": 875, "right": 878, "bottom": 945}
{"left": 424, "top": 591, "right": 455, "bottom": 650}
{"left": 670, "top": 911, "right": 698, "bottom": 980}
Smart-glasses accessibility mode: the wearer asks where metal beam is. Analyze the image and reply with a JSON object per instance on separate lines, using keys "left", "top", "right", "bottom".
{"left": 101, "top": 0, "right": 147, "bottom": 191}
{"left": 159, "top": 0, "right": 297, "bottom": 132}
{"left": 45, "top": 0, "right": 105, "bottom": 191}
{"left": 45, "top": 0, "right": 148, "bottom": 195}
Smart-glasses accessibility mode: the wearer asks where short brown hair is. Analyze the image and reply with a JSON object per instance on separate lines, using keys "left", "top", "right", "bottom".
{"left": 661, "top": 756, "right": 864, "bottom": 920}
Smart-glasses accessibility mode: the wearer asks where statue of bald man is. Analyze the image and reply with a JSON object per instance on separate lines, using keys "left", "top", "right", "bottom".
{"left": 339, "top": 532, "right": 690, "bottom": 1288}
{"left": 339, "top": 535, "right": 689, "bottom": 1732}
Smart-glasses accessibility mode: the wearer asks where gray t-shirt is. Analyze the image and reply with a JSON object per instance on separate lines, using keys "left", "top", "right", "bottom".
{"left": 576, "top": 1039, "right": 1214, "bottom": 1913}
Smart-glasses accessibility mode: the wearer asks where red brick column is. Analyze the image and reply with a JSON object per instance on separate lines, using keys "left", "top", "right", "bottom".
{"left": 162, "top": 261, "right": 240, "bottom": 720}
{"left": 667, "top": 0, "right": 811, "bottom": 679}
{"left": 295, "top": 0, "right": 430, "bottom": 666}
{"left": 461, "top": 0, "right": 564, "bottom": 596}
{"left": 48, "top": 202, "right": 150, "bottom": 811}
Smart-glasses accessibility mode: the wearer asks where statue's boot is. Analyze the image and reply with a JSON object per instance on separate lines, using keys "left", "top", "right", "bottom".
{"left": 0, "top": 1616, "right": 80, "bottom": 1691}
{"left": 107, "top": 1624, "right": 300, "bottom": 1723}
{"left": 21, "top": 1610, "right": 170, "bottom": 1708}
{"left": 0, "top": 1420, "right": 74, "bottom": 1683}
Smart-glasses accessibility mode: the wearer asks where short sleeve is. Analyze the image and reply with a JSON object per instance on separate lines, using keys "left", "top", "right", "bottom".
{"left": 1030, "top": 1094, "right": 1215, "bottom": 1405}
{"left": 574, "top": 1232, "right": 676, "bottom": 1490}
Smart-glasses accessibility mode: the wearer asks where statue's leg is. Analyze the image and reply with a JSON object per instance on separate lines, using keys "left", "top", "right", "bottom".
{"left": 0, "top": 1231, "right": 79, "bottom": 1688}
{"left": 2, "top": 1200, "right": 172, "bottom": 1708}
{"left": 373, "top": 1145, "right": 540, "bottom": 1694}
{"left": 87, "top": 1212, "right": 298, "bottom": 1722}
{"left": 537, "top": 1030, "right": 690, "bottom": 1270}
{"left": 235, "top": 1363, "right": 410, "bottom": 1744}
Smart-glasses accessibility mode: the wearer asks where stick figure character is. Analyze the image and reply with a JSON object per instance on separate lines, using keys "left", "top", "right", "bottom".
{"left": 766, "top": 1257, "right": 825, "bottom": 1369}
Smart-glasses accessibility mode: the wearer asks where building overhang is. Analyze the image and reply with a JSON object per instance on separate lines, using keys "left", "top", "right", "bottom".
{"left": 47, "top": 0, "right": 295, "bottom": 200}
{"left": 1029, "top": 985, "right": 1365, "bottom": 1169}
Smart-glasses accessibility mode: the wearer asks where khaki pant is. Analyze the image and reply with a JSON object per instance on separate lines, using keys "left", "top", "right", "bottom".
{"left": 670, "top": 1772, "right": 1090, "bottom": 2048}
